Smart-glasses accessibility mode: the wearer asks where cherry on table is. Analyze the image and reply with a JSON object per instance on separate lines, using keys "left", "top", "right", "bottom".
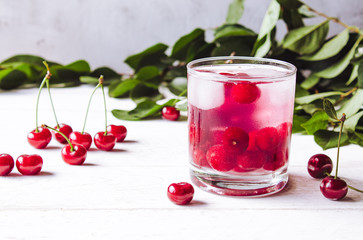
{"left": 162, "top": 106, "right": 180, "bottom": 121}
{"left": 69, "top": 131, "right": 93, "bottom": 150}
{"left": 27, "top": 127, "right": 52, "bottom": 149}
{"left": 206, "top": 144, "right": 236, "bottom": 172}
{"left": 61, "top": 144, "right": 87, "bottom": 165}
{"left": 107, "top": 124, "right": 127, "bottom": 142}
{"left": 94, "top": 132, "right": 116, "bottom": 151}
{"left": 167, "top": 182, "right": 194, "bottom": 205}
{"left": 307, "top": 154, "right": 333, "bottom": 178}
{"left": 0, "top": 154, "right": 14, "bottom": 176}
{"left": 320, "top": 176, "right": 348, "bottom": 200}
{"left": 53, "top": 123, "right": 73, "bottom": 144}
{"left": 16, "top": 154, "right": 43, "bottom": 175}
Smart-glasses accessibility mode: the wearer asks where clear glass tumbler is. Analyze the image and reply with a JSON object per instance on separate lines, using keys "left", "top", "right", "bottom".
{"left": 187, "top": 56, "right": 296, "bottom": 196}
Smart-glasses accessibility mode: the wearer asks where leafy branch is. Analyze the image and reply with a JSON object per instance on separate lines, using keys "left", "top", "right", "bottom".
{"left": 0, "top": 0, "right": 362, "bottom": 150}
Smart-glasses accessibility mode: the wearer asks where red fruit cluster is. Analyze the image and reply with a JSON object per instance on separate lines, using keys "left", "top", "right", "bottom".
{"left": 0, "top": 153, "right": 43, "bottom": 176}
{"left": 307, "top": 154, "right": 349, "bottom": 201}
{"left": 190, "top": 122, "right": 292, "bottom": 173}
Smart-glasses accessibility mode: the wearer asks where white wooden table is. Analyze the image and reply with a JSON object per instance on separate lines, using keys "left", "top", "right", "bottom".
{"left": 0, "top": 85, "right": 362, "bottom": 240}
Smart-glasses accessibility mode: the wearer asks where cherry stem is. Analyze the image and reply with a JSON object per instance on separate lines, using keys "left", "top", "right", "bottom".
{"left": 99, "top": 76, "right": 108, "bottom": 135}
{"left": 348, "top": 185, "right": 363, "bottom": 194}
{"left": 42, "top": 125, "right": 74, "bottom": 152}
{"left": 81, "top": 78, "right": 102, "bottom": 134}
{"left": 335, "top": 113, "right": 346, "bottom": 179}
{"left": 45, "top": 76, "right": 60, "bottom": 127}
{"left": 35, "top": 61, "right": 52, "bottom": 132}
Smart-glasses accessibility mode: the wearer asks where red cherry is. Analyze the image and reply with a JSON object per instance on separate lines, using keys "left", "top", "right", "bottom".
{"left": 255, "top": 127, "right": 280, "bottom": 151}
{"left": 263, "top": 149, "right": 287, "bottom": 171}
{"left": 320, "top": 176, "right": 348, "bottom": 200}
{"left": 191, "top": 147, "right": 209, "bottom": 168}
{"left": 206, "top": 144, "right": 236, "bottom": 172}
{"left": 61, "top": 144, "right": 87, "bottom": 165}
{"left": 53, "top": 123, "right": 73, "bottom": 144}
{"left": 162, "top": 106, "right": 180, "bottom": 121}
{"left": 0, "top": 154, "right": 14, "bottom": 176}
{"left": 236, "top": 151, "right": 266, "bottom": 171}
{"left": 107, "top": 124, "right": 127, "bottom": 142}
{"left": 16, "top": 154, "right": 43, "bottom": 175}
{"left": 94, "top": 132, "right": 116, "bottom": 151}
{"left": 231, "top": 82, "right": 261, "bottom": 104}
{"left": 167, "top": 182, "right": 194, "bottom": 205}
{"left": 69, "top": 131, "right": 92, "bottom": 150}
{"left": 307, "top": 154, "right": 333, "bottom": 178}
{"left": 27, "top": 127, "right": 52, "bottom": 149}
{"left": 222, "top": 127, "right": 249, "bottom": 153}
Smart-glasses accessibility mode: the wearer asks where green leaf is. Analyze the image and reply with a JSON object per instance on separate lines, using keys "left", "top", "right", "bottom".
{"left": 281, "top": 8, "right": 304, "bottom": 30}
{"left": 314, "top": 130, "right": 349, "bottom": 150}
{"left": 345, "top": 111, "right": 363, "bottom": 132}
{"left": 213, "top": 36, "right": 256, "bottom": 56}
{"left": 300, "top": 73, "right": 320, "bottom": 89}
{"left": 112, "top": 99, "right": 175, "bottom": 121}
{"left": 135, "top": 66, "right": 160, "bottom": 81}
{"left": 64, "top": 60, "right": 90, "bottom": 74}
{"left": 226, "top": 0, "right": 245, "bottom": 24}
{"left": 164, "top": 66, "right": 187, "bottom": 81}
{"left": 337, "top": 88, "right": 363, "bottom": 118}
{"left": 346, "top": 64, "right": 359, "bottom": 86}
{"left": 171, "top": 28, "right": 205, "bottom": 62}
{"left": 90, "top": 67, "right": 120, "bottom": 79}
{"left": 358, "top": 61, "right": 363, "bottom": 88}
{"left": 295, "top": 91, "right": 342, "bottom": 104}
{"left": 277, "top": 0, "right": 302, "bottom": 9}
{"left": 253, "top": 0, "right": 280, "bottom": 57}
{"left": 282, "top": 20, "right": 329, "bottom": 54}
{"left": 301, "top": 111, "right": 329, "bottom": 134}
{"left": 124, "top": 43, "right": 168, "bottom": 71}
{"left": 299, "top": 29, "right": 349, "bottom": 61}
{"left": 349, "top": 132, "right": 363, "bottom": 147}
{"left": 323, "top": 98, "right": 338, "bottom": 120}
{"left": 315, "top": 36, "right": 362, "bottom": 79}
{"left": 108, "top": 79, "right": 139, "bottom": 98}
{"left": 167, "top": 77, "right": 187, "bottom": 96}
{"left": 214, "top": 24, "right": 255, "bottom": 40}
{"left": 80, "top": 76, "right": 99, "bottom": 84}
{"left": 1, "top": 54, "right": 46, "bottom": 67}
{"left": 0, "top": 69, "right": 27, "bottom": 90}
{"left": 130, "top": 84, "right": 160, "bottom": 103}
{"left": 292, "top": 114, "right": 309, "bottom": 133}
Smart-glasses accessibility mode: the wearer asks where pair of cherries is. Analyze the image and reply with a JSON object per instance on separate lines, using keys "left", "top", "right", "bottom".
{"left": 307, "top": 100, "right": 362, "bottom": 200}
{"left": 0, "top": 153, "right": 43, "bottom": 176}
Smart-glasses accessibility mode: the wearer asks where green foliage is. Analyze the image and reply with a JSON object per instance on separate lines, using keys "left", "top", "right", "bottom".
{"left": 0, "top": 0, "right": 362, "bottom": 149}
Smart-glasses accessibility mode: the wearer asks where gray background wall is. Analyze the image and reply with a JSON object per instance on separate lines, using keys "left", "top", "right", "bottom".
{"left": 0, "top": 0, "right": 362, "bottom": 73}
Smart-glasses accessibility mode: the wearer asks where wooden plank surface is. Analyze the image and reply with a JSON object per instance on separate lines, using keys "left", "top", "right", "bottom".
{"left": 0, "top": 86, "right": 362, "bottom": 239}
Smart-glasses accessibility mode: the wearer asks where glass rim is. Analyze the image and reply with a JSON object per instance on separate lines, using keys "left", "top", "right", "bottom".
{"left": 187, "top": 56, "right": 297, "bottom": 81}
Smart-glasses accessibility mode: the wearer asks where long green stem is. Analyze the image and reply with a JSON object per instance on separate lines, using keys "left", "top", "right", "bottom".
{"left": 99, "top": 76, "right": 108, "bottom": 135}
{"left": 348, "top": 185, "right": 363, "bottom": 193}
{"left": 46, "top": 80, "right": 60, "bottom": 127}
{"left": 35, "top": 62, "right": 52, "bottom": 132}
{"left": 43, "top": 125, "right": 74, "bottom": 151}
{"left": 335, "top": 113, "right": 346, "bottom": 179}
{"left": 81, "top": 81, "right": 102, "bottom": 134}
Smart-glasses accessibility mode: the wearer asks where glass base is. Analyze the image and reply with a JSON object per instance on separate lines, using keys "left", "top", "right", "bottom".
{"left": 190, "top": 168, "right": 288, "bottom": 197}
